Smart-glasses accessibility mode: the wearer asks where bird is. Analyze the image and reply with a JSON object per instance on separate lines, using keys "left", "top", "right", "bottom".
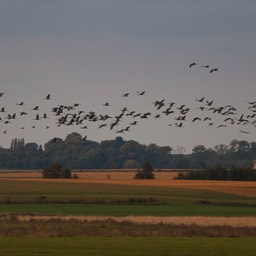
{"left": 32, "top": 106, "right": 39, "bottom": 111}
{"left": 42, "top": 113, "right": 48, "bottom": 119}
{"left": 0, "top": 92, "right": 5, "bottom": 97}
{"left": 205, "top": 100, "right": 213, "bottom": 106}
{"left": 217, "top": 124, "right": 227, "bottom": 128}
{"left": 122, "top": 93, "right": 129, "bottom": 97}
{"left": 239, "top": 130, "right": 250, "bottom": 134}
{"left": 209, "top": 68, "right": 218, "bottom": 73}
{"left": 189, "top": 62, "right": 196, "bottom": 68}
{"left": 137, "top": 91, "right": 146, "bottom": 96}
{"left": 45, "top": 94, "right": 51, "bottom": 100}
{"left": 192, "top": 117, "right": 201, "bottom": 122}
{"left": 34, "top": 114, "right": 40, "bottom": 120}
{"left": 16, "top": 102, "right": 24, "bottom": 106}
{"left": 195, "top": 97, "right": 205, "bottom": 102}
{"left": 201, "top": 65, "right": 209, "bottom": 68}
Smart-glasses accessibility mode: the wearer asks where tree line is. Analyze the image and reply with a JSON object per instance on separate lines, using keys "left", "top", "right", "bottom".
{"left": 0, "top": 132, "right": 256, "bottom": 169}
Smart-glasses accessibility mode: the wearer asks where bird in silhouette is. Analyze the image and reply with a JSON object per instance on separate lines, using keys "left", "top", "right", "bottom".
{"left": 32, "top": 106, "right": 39, "bottom": 111}
{"left": 210, "top": 68, "right": 218, "bottom": 73}
{"left": 34, "top": 114, "right": 40, "bottom": 120}
{"left": 122, "top": 93, "right": 129, "bottom": 97}
{"left": 196, "top": 97, "right": 205, "bottom": 102}
{"left": 175, "top": 122, "right": 183, "bottom": 127}
{"left": 98, "top": 123, "right": 107, "bottom": 129}
{"left": 45, "top": 94, "right": 51, "bottom": 100}
{"left": 217, "top": 124, "right": 227, "bottom": 128}
{"left": 239, "top": 130, "right": 250, "bottom": 134}
{"left": 137, "top": 91, "right": 145, "bottom": 96}
{"left": 192, "top": 117, "right": 201, "bottom": 122}
{"left": 189, "top": 62, "right": 196, "bottom": 68}
{"left": 1, "top": 107, "right": 5, "bottom": 112}
{"left": 16, "top": 102, "right": 24, "bottom": 106}
{"left": 224, "top": 118, "right": 235, "bottom": 124}
{"left": 205, "top": 100, "right": 213, "bottom": 106}
{"left": 102, "top": 102, "right": 110, "bottom": 106}
{"left": 42, "top": 113, "right": 48, "bottom": 119}
{"left": 201, "top": 65, "right": 209, "bottom": 68}
{"left": 80, "top": 125, "right": 88, "bottom": 129}
{"left": 0, "top": 92, "right": 4, "bottom": 97}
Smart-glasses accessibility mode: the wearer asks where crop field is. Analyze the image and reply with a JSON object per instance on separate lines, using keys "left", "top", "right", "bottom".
{"left": 1, "top": 237, "right": 256, "bottom": 256}
{"left": 0, "top": 172, "right": 255, "bottom": 255}
{"left": 0, "top": 170, "right": 256, "bottom": 196}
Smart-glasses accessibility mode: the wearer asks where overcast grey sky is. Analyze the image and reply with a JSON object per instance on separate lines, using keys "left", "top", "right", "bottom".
{"left": 0, "top": 1, "right": 256, "bottom": 152}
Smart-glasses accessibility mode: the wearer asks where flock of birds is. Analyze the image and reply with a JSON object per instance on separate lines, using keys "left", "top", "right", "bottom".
{"left": 0, "top": 63, "right": 255, "bottom": 143}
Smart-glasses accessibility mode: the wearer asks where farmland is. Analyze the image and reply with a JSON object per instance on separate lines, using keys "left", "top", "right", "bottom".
{"left": 0, "top": 170, "right": 255, "bottom": 255}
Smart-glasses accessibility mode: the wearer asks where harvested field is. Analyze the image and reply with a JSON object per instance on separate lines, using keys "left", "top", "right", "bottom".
{"left": 1, "top": 213, "right": 256, "bottom": 237}
{"left": 0, "top": 170, "right": 180, "bottom": 180}
{"left": 17, "top": 214, "right": 256, "bottom": 227}
{"left": 0, "top": 171, "right": 255, "bottom": 197}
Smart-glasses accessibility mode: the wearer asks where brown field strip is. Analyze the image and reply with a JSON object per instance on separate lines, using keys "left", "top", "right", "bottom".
{"left": 17, "top": 215, "right": 256, "bottom": 227}
{"left": 0, "top": 171, "right": 256, "bottom": 197}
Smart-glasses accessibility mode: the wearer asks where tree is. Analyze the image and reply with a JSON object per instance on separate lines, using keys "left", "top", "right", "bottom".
{"left": 123, "top": 159, "right": 140, "bottom": 169}
{"left": 134, "top": 161, "right": 155, "bottom": 179}
{"left": 42, "top": 163, "right": 71, "bottom": 178}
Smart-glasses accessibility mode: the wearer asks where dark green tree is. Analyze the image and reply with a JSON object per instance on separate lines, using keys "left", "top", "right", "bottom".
{"left": 134, "top": 161, "right": 155, "bottom": 179}
{"left": 42, "top": 163, "right": 71, "bottom": 178}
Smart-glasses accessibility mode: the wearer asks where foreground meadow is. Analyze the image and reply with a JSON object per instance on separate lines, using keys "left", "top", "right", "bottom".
{"left": 0, "top": 237, "right": 256, "bottom": 256}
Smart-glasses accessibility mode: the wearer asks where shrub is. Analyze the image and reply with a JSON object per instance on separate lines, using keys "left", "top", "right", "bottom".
{"left": 134, "top": 161, "right": 155, "bottom": 179}
{"left": 42, "top": 163, "right": 71, "bottom": 178}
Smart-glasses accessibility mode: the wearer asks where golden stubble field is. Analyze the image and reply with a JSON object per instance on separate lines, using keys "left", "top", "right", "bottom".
{"left": 1, "top": 170, "right": 256, "bottom": 228}
{"left": 0, "top": 170, "right": 256, "bottom": 197}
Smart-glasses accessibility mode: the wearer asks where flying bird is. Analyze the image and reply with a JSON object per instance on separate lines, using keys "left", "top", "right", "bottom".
{"left": 189, "top": 62, "right": 196, "bottom": 68}
{"left": 195, "top": 97, "right": 205, "bottom": 102}
{"left": 209, "top": 68, "right": 218, "bottom": 73}
{"left": 45, "top": 94, "right": 51, "bottom": 100}
{"left": 137, "top": 91, "right": 146, "bottom": 96}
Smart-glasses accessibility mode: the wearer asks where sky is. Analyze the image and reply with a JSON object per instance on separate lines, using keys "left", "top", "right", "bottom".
{"left": 0, "top": 0, "right": 256, "bottom": 153}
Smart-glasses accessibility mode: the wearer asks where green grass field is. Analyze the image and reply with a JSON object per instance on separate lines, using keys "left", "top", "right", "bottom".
{"left": 0, "top": 237, "right": 256, "bottom": 256}
{"left": 0, "top": 180, "right": 255, "bottom": 216}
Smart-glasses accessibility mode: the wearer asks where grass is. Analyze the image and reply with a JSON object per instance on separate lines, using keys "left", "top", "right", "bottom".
{"left": 0, "top": 237, "right": 256, "bottom": 256}
{"left": 1, "top": 203, "right": 256, "bottom": 216}
{"left": 0, "top": 180, "right": 255, "bottom": 216}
